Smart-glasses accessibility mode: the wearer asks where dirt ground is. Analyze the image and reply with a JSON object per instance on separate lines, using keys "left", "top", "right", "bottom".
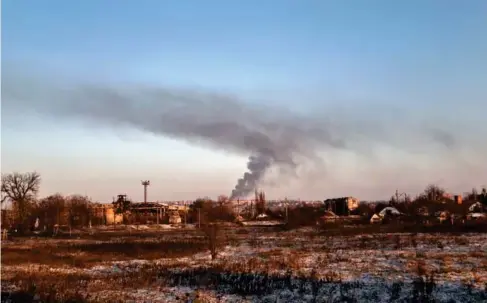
{"left": 1, "top": 224, "right": 487, "bottom": 302}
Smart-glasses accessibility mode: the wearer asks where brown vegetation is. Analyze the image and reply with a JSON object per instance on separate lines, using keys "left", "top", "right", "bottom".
{"left": 188, "top": 198, "right": 236, "bottom": 225}
{"left": 2, "top": 228, "right": 487, "bottom": 302}
{"left": 2, "top": 171, "right": 487, "bottom": 302}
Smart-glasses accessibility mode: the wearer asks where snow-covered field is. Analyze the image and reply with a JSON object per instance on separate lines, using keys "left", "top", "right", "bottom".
{"left": 2, "top": 226, "right": 487, "bottom": 302}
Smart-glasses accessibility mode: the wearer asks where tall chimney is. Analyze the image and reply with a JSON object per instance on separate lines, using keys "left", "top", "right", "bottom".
{"left": 454, "top": 195, "right": 462, "bottom": 205}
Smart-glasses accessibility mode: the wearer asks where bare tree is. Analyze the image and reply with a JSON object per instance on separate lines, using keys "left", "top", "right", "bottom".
{"left": 203, "top": 223, "right": 222, "bottom": 260}
{"left": 217, "top": 195, "right": 228, "bottom": 206}
{"left": 67, "top": 195, "right": 91, "bottom": 227}
{"left": 189, "top": 198, "right": 235, "bottom": 224}
{"left": 190, "top": 198, "right": 229, "bottom": 259}
{"left": 481, "top": 187, "right": 487, "bottom": 206}
{"left": 37, "top": 194, "right": 67, "bottom": 232}
{"left": 255, "top": 190, "right": 266, "bottom": 215}
{"left": 1, "top": 172, "right": 41, "bottom": 203}
{"left": 423, "top": 184, "right": 446, "bottom": 202}
{"left": 465, "top": 188, "right": 479, "bottom": 202}
{"left": 1, "top": 172, "right": 41, "bottom": 231}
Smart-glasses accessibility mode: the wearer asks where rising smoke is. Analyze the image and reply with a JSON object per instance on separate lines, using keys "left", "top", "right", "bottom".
{"left": 232, "top": 152, "right": 273, "bottom": 199}
{"left": 2, "top": 68, "right": 470, "bottom": 199}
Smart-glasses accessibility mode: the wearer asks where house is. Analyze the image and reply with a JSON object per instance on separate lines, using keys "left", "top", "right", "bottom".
{"left": 168, "top": 211, "right": 182, "bottom": 224}
{"left": 370, "top": 207, "right": 403, "bottom": 224}
{"left": 234, "top": 215, "right": 244, "bottom": 223}
{"left": 378, "top": 207, "right": 401, "bottom": 217}
{"left": 438, "top": 211, "right": 451, "bottom": 224}
{"left": 370, "top": 213, "right": 382, "bottom": 224}
{"left": 256, "top": 213, "right": 268, "bottom": 220}
{"left": 467, "top": 213, "right": 486, "bottom": 221}
{"left": 468, "top": 202, "right": 486, "bottom": 213}
{"left": 417, "top": 206, "right": 430, "bottom": 217}
{"left": 465, "top": 201, "right": 486, "bottom": 222}
{"left": 324, "top": 197, "right": 359, "bottom": 216}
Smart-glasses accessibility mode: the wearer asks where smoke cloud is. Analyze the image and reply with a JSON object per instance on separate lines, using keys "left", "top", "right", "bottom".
{"left": 2, "top": 69, "right": 473, "bottom": 199}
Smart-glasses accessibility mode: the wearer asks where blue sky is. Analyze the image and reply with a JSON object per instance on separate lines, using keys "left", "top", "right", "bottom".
{"left": 2, "top": 0, "right": 487, "bottom": 201}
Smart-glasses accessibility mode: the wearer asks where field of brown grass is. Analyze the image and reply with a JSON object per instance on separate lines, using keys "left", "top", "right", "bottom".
{"left": 2, "top": 224, "right": 487, "bottom": 302}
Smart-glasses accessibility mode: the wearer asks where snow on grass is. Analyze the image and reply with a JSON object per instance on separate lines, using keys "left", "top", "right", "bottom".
{"left": 2, "top": 230, "right": 486, "bottom": 301}
{"left": 241, "top": 221, "right": 284, "bottom": 226}
{"left": 99, "top": 277, "right": 486, "bottom": 303}
{"left": 4, "top": 232, "right": 485, "bottom": 288}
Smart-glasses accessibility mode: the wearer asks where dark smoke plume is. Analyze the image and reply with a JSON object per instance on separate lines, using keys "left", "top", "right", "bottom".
{"left": 231, "top": 151, "right": 273, "bottom": 199}
{"left": 2, "top": 69, "right": 466, "bottom": 199}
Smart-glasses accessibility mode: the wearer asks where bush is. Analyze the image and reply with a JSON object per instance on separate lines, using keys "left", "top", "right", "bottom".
{"left": 188, "top": 199, "right": 236, "bottom": 225}
{"left": 283, "top": 205, "right": 325, "bottom": 229}
{"left": 202, "top": 223, "right": 223, "bottom": 260}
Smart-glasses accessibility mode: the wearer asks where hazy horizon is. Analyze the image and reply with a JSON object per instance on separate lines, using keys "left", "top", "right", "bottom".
{"left": 2, "top": 1, "right": 487, "bottom": 202}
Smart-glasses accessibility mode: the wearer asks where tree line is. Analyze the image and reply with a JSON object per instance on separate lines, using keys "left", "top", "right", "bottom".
{"left": 1, "top": 172, "right": 93, "bottom": 233}
{"left": 2, "top": 171, "right": 486, "bottom": 233}
{"left": 0, "top": 172, "right": 237, "bottom": 233}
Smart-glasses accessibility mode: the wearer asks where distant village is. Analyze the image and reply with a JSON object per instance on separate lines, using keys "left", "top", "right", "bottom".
{"left": 83, "top": 187, "right": 487, "bottom": 228}
{"left": 1, "top": 171, "right": 487, "bottom": 234}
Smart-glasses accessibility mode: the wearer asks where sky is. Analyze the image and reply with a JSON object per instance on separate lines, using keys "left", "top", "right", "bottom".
{"left": 2, "top": 0, "right": 487, "bottom": 202}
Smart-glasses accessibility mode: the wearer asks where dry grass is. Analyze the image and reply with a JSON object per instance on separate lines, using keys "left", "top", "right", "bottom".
{"left": 2, "top": 225, "right": 487, "bottom": 302}
{"left": 2, "top": 239, "right": 207, "bottom": 268}
{"left": 7, "top": 264, "right": 483, "bottom": 303}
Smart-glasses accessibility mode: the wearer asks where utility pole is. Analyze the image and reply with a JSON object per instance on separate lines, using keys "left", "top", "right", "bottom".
{"left": 184, "top": 201, "right": 187, "bottom": 225}
{"left": 198, "top": 208, "right": 201, "bottom": 228}
{"left": 395, "top": 189, "right": 407, "bottom": 203}
{"left": 285, "top": 197, "right": 289, "bottom": 223}
{"left": 141, "top": 180, "right": 150, "bottom": 203}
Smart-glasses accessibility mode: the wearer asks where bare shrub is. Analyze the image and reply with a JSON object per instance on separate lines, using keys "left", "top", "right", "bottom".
{"left": 393, "top": 234, "right": 401, "bottom": 249}
{"left": 35, "top": 194, "right": 67, "bottom": 233}
{"left": 189, "top": 198, "right": 236, "bottom": 225}
{"left": 255, "top": 190, "right": 266, "bottom": 216}
{"left": 66, "top": 195, "right": 91, "bottom": 228}
{"left": 202, "top": 223, "right": 223, "bottom": 260}
{"left": 412, "top": 274, "right": 436, "bottom": 302}
{"left": 3, "top": 272, "right": 92, "bottom": 303}
{"left": 358, "top": 236, "right": 368, "bottom": 249}
{"left": 415, "top": 259, "right": 427, "bottom": 276}
{"left": 284, "top": 205, "right": 324, "bottom": 229}
{"left": 454, "top": 236, "right": 469, "bottom": 246}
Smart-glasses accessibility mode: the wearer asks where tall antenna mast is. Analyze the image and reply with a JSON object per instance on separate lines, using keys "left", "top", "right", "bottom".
{"left": 141, "top": 180, "right": 150, "bottom": 203}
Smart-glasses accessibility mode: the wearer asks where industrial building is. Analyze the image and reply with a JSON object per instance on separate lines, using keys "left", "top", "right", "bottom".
{"left": 323, "top": 197, "right": 360, "bottom": 216}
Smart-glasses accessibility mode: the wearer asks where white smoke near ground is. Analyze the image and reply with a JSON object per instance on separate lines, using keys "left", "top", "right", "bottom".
{"left": 2, "top": 67, "right": 480, "bottom": 199}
